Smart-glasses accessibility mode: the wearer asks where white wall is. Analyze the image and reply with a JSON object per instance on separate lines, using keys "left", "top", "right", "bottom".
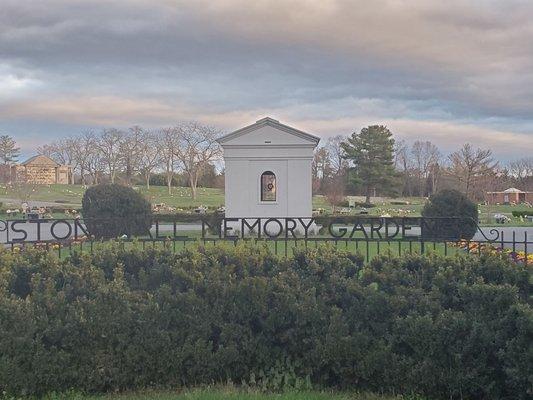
{"left": 222, "top": 123, "right": 316, "bottom": 218}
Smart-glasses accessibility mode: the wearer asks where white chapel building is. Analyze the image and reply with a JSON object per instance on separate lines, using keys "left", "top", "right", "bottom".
{"left": 217, "top": 117, "right": 320, "bottom": 218}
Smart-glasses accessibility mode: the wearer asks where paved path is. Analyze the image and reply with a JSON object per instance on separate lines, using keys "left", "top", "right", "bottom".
{"left": 0, "top": 221, "right": 202, "bottom": 243}
{"left": 0, "top": 197, "right": 80, "bottom": 208}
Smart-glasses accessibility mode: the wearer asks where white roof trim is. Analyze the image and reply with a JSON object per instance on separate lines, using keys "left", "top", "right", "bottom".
{"left": 503, "top": 187, "right": 524, "bottom": 193}
{"left": 217, "top": 117, "right": 320, "bottom": 144}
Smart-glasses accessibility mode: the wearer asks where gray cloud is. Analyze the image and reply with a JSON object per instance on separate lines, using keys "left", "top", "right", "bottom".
{"left": 0, "top": 0, "right": 532, "bottom": 160}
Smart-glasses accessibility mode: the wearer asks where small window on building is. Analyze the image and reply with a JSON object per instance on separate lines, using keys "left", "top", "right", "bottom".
{"left": 261, "top": 171, "right": 276, "bottom": 202}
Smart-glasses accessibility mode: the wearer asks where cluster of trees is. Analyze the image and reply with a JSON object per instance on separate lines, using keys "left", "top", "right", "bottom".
{"left": 36, "top": 123, "right": 222, "bottom": 198}
{"left": 313, "top": 125, "right": 533, "bottom": 203}
{"left": 2, "top": 121, "right": 532, "bottom": 204}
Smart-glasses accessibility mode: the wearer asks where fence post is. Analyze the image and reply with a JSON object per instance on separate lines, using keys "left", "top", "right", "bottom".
{"left": 524, "top": 232, "right": 528, "bottom": 267}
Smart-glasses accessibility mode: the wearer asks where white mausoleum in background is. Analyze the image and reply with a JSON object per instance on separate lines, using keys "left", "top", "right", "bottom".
{"left": 217, "top": 117, "right": 320, "bottom": 218}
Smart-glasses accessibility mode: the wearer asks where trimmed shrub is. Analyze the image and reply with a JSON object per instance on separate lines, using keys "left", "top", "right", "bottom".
{"left": 0, "top": 244, "right": 531, "bottom": 399}
{"left": 422, "top": 189, "right": 478, "bottom": 240}
{"left": 81, "top": 184, "right": 152, "bottom": 239}
{"left": 512, "top": 210, "right": 531, "bottom": 218}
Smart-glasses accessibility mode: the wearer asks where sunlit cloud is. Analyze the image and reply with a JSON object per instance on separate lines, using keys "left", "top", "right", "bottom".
{"left": 0, "top": 0, "right": 532, "bottom": 161}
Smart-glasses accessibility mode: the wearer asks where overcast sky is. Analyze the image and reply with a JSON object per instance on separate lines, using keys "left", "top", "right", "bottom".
{"left": 1, "top": 0, "right": 532, "bottom": 161}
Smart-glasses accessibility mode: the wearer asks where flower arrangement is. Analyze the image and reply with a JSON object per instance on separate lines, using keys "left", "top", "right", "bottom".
{"left": 453, "top": 240, "right": 533, "bottom": 264}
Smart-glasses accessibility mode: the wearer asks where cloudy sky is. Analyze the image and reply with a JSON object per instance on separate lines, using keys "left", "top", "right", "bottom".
{"left": 1, "top": 0, "right": 533, "bottom": 160}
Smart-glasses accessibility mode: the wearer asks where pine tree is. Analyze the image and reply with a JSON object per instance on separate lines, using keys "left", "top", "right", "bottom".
{"left": 341, "top": 125, "right": 397, "bottom": 203}
{"left": 0, "top": 135, "right": 20, "bottom": 164}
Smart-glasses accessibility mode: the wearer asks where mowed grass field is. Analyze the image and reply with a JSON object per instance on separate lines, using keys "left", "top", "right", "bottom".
{"left": 39, "top": 388, "right": 413, "bottom": 400}
{"left": 0, "top": 185, "right": 225, "bottom": 209}
{"left": 0, "top": 184, "right": 531, "bottom": 225}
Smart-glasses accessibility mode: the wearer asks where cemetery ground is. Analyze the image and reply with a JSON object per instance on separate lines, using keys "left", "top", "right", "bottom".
{"left": 0, "top": 184, "right": 531, "bottom": 226}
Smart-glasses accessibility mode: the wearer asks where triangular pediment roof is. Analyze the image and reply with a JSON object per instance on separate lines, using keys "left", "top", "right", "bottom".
{"left": 22, "top": 155, "right": 61, "bottom": 167}
{"left": 217, "top": 117, "right": 320, "bottom": 145}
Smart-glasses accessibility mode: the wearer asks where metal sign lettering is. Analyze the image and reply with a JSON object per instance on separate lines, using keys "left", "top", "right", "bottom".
{"left": 0, "top": 216, "right": 499, "bottom": 244}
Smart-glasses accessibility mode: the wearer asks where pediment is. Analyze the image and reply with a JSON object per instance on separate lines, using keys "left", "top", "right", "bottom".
{"left": 22, "top": 155, "right": 60, "bottom": 167}
{"left": 218, "top": 117, "right": 320, "bottom": 147}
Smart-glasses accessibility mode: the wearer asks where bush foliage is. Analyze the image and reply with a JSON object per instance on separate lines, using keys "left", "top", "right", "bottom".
{"left": 422, "top": 189, "right": 478, "bottom": 240}
{"left": 512, "top": 210, "right": 532, "bottom": 218}
{"left": 81, "top": 184, "right": 153, "bottom": 239}
{"left": 0, "top": 244, "right": 531, "bottom": 399}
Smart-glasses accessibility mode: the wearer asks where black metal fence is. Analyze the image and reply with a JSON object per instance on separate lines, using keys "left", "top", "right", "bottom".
{"left": 0, "top": 216, "right": 530, "bottom": 265}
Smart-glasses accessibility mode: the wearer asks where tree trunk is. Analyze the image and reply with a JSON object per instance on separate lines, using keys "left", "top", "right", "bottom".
{"left": 365, "top": 186, "right": 371, "bottom": 204}
{"left": 189, "top": 172, "right": 197, "bottom": 199}
{"left": 465, "top": 173, "right": 471, "bottom": 199}
{"left": 431, "top": 173, "right": 438, "bottom": 195}
{"left": 125, "top": 163, "right": 132, "bottom": 186}
{"left": 166, "top": 172, "right": 172, "bottom": 195}
{"left": 145, "top": 173, "right": 150, "bottom": 189}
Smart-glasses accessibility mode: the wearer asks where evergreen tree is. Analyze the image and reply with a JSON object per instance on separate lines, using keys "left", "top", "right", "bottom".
{"left": 0, "top": 135, "right": 20, "bottom": 164}
{"left": 341, "top": 125, "right": 397, "bottom": 203}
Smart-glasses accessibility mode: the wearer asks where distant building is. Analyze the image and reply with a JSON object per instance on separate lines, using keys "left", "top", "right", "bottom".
{"left": 485, "top": 187, "right": 533, "bottom": 204}
{"left": 11, "top": 155, "right": 72, "bottom": 185}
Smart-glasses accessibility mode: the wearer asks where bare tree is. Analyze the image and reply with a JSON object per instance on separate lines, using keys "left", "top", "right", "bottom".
{"left": 138, "top": 130, "right": 161, "bottom": 189}
{"left": 120, "top": 126, "right": 144, "bottom": 185}
{"left": 86, "top": 147, "right": 105, "bottom": 185}
{"left": 37, "top": 138, "right": 78, "bottom": 184}
{"left": 324, "top": 175, "right": 345, "bottom": 213}
{"left": 394, "top": 139, "right": 412, "bottom": 196}
{"left": 325, "top": 135, "right": 348, "bottom": 176}
{"left": 508, "top": 157, "right": 533, "bottom": 187}
{"left": 36, "top": 144, "right": 55, "bottom": 158}
{"left": 428, "top": 162, "right": 442, "bottom": 195}
{"left": 448, "top": 143, "right": 498, "bottom": 199}
{"left": 411, "top": 140, "right": 441, "bottom": 196}
{"left": 174, "top": 122, "right": 222, "bottom": 199}
{"left": 46, "top": 138, "right": 77, "bottom": 165}
{"left": 312, "top": 146, "right": 332, "bottom": 194}
{"left": 159, "top": 127, "right": 179, "bottom": 194}
{"left": 70, "top": 131, "right": 96, "bottom": 185}
{"left": 95, "top": 129, "right": 124, "bottom": 184}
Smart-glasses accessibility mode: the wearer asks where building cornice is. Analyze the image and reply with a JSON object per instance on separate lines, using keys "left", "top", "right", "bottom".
{"left": 217, "top": 117, "right": 320, "bottom": 145}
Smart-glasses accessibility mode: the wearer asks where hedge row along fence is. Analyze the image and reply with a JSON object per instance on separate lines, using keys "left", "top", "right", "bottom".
{"left": 512, "top": 210, "right": 532, "bottom": 218}
{"left": 0, "top": 243, "right": 531, "bottom": 399}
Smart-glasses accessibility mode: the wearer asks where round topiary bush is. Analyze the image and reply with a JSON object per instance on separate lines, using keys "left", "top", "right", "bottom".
{"left": 82, "top": 184, "right": 153, "bottom": 239}
{"left": 421, "top": 189, "right": 478, "bottom": 240}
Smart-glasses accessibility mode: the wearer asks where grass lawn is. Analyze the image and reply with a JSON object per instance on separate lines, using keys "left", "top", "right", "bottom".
{"left": 0, "top": 184, "right": 225, "bottom": 209}
{"left": 0, "top": 184, "right": 531, "bottom": 226}
{"left": 42, "top": 388, "right": 410, "bottom": 400}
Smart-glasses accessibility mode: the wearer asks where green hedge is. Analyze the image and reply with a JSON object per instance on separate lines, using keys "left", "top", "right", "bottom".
{"left": 0, "top": 245, "right": 531, "bottom": 399}
{"left": 512, "top": 211, "right": 532, "bottom": 218}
